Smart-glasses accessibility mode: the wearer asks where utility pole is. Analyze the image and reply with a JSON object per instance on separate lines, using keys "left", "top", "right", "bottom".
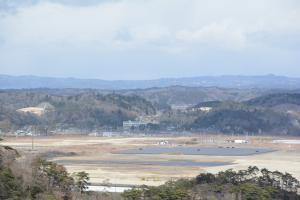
{"left": 31, "top": 126, "right": 35, "bottom": 151}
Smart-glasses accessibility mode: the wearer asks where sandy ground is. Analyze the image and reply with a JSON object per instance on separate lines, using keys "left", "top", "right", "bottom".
{"left": 2, "top": 135, "right": 300, "bottom": 186}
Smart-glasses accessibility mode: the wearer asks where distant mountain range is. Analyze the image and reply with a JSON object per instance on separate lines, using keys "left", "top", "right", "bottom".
{"left": 0, "top": 74, "right": 300, "bottom": 90}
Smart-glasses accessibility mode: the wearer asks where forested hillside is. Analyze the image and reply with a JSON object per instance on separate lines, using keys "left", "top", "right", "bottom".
{"left": 122, "top": 86, "right": 270, "bottom": 108}
{"left": 0, "top": 90, "right": 155, "bottom": 132}
{"left": 246, "top": 93, "right": 300, "bottom": 107}
{"left": 1, "top": 89, "right": 300, "bottom": 135}
{"left": 185, "top": 93, "right": 300, "bottom": 135}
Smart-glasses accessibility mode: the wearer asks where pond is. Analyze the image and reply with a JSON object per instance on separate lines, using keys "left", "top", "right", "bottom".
{"left": 113, "top": 146, "right": 273, "bottom": 156}
{"left": 56, "top": 159, "right": 231, "bottom": 167}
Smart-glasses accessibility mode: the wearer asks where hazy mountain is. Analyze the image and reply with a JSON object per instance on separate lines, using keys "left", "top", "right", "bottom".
{"left": 1, "top": 74, "right": 300, "bottom": 90}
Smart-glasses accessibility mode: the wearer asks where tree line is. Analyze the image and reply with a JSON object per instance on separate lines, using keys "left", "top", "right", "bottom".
{"left": 123, "top": 166, "right": 300, "bottom": 200}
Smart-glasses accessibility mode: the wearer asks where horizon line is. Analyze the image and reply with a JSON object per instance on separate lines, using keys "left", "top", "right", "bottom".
{"left": 1, "top": 73, "right": 300, "bottom": 81}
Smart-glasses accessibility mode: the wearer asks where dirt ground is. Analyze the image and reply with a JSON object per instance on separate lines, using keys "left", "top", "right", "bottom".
{"left": 2, "top": 135, "right": 300, "bottom": 186}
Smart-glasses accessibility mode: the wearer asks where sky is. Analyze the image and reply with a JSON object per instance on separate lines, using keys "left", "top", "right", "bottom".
{"left": 0, "top": 0, "right": 299, "bottom": 80}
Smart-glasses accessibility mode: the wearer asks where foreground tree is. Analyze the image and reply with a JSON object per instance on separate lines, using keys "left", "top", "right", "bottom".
{"left": 122, "top": 188, "right": 143, "bottom": 200}
{"left": 73, "top": 171, "right": 90, "bottom": 194}
{"left": 35, "top": 158, "right": 74, "bottom": 199}
{"left": 122, "top": 166, "right": 300, "bottom": 200}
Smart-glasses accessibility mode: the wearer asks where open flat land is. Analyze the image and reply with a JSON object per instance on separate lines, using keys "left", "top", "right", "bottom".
{"left": 2, "top": 135, "right": 300, "bottom": 186}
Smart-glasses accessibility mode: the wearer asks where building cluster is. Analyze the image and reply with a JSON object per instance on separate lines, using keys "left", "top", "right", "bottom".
{"left": 89, "top": 132, "right": 121, "bottom": 137}
{"left": 190, "top": 107, "right": 212, "bottom": 112}
{"left": 122, "top": 115, "right": 159, "bottom": 131}
{"left": 14, "top": 129, "right": 33, "bottom": 136}
{"left": 157, "top": 140, "right": 170, "bottom": 145}
{"left": 226, "top": 139, "right": 249, "bottom": 144}
{"left": 122, "top": 120, "right": 148, "bottom": 130}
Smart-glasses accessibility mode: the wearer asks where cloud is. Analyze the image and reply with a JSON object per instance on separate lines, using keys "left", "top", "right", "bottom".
{"left": 1, "top": 0, "right": 299, "bottom": 50}
{"left": 176, "top": 22, "right": 246, "bottom": 50}
{"left": 0, "top": 0, "right": 299, "bottom": 79}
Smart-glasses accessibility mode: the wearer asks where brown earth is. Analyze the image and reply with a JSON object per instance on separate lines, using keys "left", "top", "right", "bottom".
{"left": 2, "top": 135, "right": 300, "bottom": 186}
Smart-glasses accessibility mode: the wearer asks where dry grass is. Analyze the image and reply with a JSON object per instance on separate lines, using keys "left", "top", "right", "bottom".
{"left": 2, "top": 135, "right": 300, "bottom": 186}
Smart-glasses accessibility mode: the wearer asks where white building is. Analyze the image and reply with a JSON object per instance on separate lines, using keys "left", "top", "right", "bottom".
{"left": 102, "top": 132, "right": 114, "bottom": 137}
{"left": 157, "top": 140, "right": 169, "bottom": 145}
{"left": 191, "top": 107, "right": 212, "bottom": 112}
{"left": 227, "top": 139, "right": 249, "bottom": 144}
{"left": 234, "top": 139, "right": 249, "bottom": 144}
{"left": 14, "top": 130, "right": 33, "bottom": 136}
{"left": 123, "top": 120, "right": 147, "bottom": 130}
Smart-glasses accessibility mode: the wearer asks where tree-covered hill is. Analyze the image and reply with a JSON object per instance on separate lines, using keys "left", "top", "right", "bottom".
{"left": 246, "top": 93, "right": 300, "bottom": 107}
{"left": 0, "top": 91, "right": 156, "bottom": 132}
{"left": 189, "top": 108, "right": 299, "bottom": 135}
{"left": 1, "top": 89, "right": 300, "bottom": 135}
{"left": 161, "top": 93, "right": 300, "bottom": 135}
{"left": 122, "top": 86, "right": 270, "bottom": 108}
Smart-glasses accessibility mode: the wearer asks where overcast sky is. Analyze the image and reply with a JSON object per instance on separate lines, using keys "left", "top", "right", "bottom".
{"left": 0, "top": 0, "right": 299, "bottom": 80}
